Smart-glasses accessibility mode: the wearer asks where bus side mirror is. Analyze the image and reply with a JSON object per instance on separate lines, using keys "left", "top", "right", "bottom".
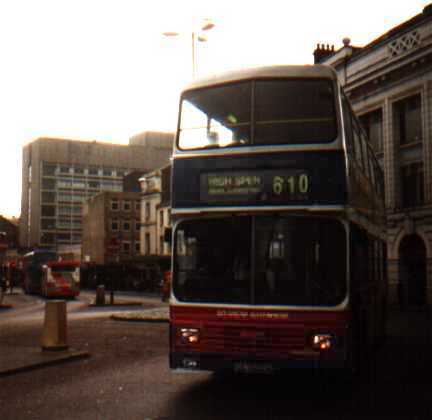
{"left": 164, "top": 227, "right": 172, "bottom": 245}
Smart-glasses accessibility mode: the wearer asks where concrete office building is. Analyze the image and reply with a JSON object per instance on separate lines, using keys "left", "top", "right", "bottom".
{"left": 20, "top": 134, "right": 173, "bottom": 249}
{"left": 315, "top": 4, "right": 432, "bottom": 305}
{"left": 129, "top": 131, "right": 174, "bottom": 149}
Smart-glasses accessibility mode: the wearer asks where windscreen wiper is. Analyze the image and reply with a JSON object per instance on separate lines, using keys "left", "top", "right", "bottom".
{"left": 201, "top": 144, "right": 220, "bottom": 150}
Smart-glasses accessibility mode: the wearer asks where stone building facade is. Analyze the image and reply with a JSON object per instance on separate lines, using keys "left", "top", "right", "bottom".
{"left": 139, "top": 164, "right": 172, "bottom": 257}
{"left": 0, "top": 216, "right": 19, "bottom": 264}
{"left": 316, "top": 4, "right": 432, "bottom": 305}
{"left": 20, "top": 134, "right": 173, "bottom": 250}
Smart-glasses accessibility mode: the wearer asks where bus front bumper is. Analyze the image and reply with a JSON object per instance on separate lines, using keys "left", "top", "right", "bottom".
{"left": 170, "top": 351, "right": 346, "bottom": 373}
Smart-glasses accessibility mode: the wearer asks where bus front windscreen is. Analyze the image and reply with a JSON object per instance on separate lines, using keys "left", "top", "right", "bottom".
{"left": 33, "top": 252, "right": 57, "bottom": 266}
{"left": 173, "top": 215, "right": 347, "bottom": 306}
{"left": 178, "top": 79, "right": 337, "bottom": 150}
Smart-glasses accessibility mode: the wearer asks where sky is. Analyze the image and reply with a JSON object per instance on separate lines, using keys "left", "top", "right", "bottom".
{"left": 0, "top": 0, "right": 429, "bottom": 218}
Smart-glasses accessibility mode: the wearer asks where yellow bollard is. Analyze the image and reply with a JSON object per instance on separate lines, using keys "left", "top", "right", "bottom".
{"left": 41, "top": 300, "right": 68, "bottom": 351}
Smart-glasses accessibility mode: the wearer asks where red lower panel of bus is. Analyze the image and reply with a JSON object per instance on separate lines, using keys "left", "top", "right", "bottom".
{"left": 45, "top": 274, "right": 79, "bottom": 298}
{"left": 170, "top": 305, "right": 350, "bottom": 371}
{"left": 45, "top": 286, "right": 79, "bottom": 298}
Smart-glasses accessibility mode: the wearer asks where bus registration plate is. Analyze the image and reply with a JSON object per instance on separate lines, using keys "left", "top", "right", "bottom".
{"left": 234, "top": 362, "right": 274, "bottom": 374}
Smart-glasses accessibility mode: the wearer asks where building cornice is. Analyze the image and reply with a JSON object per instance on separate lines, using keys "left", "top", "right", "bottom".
{"left": 344, "top": 39, "right": 432, "bottom": 95}
{"left": 350, "top": 6, "right": 432, "bottom": 64}
{"left": 344, "top": 50, "right": 432, "bottom": 103}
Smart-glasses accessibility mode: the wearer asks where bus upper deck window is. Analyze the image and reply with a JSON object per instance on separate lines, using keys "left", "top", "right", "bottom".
{"left": 254, "top": 79, "right": 337, "bottom": 145}
{"left": 179, "top": 83, "right": 251, "bottom": 150}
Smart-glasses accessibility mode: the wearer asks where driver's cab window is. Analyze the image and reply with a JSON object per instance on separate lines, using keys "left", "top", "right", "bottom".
{"left": 176, "top": 230, "right": 197, "bottom": 270}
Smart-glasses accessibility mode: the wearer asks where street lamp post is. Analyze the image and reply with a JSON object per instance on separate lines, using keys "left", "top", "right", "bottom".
{"left": 163, "top": 19, "right": 215, "bottom": 78}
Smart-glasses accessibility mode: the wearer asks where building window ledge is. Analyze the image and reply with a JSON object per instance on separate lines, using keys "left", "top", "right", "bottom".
{"left": 387, "top": 203, "right": 432, "bottom": 218}
{"left": 399, "top": 140, "right": 422, "bottom": 150}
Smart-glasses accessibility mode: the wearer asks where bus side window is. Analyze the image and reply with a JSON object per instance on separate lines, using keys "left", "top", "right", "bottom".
{"left": 374, "top": 159, "right": 384, "bottom": 199}
{"left": 367, "top": 147, "right": 375, "bottom": 191}
{"left": 375, "top": 240, "right": 381, "bottom": 288}
{"left": 374, "top": 161, "right": 380, "bottom": 197}
{"left": 382, "top": 242, "right": 388, "bottom": 293}
{"left": 361, "top": 132, "right": 374, "bottom": 186}
{"left": 342, "top": 98, "right": 354, "bottom": 156}
{"left": 368, "top": 237, "right": 375, "bottom": 286}
{"left": 351, "top": 227, "right": 369, "bottom": 292}
{"left": 352, "top": 117, "right": 364, "bottom": 171}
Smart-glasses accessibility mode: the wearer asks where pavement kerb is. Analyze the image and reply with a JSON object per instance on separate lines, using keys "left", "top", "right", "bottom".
{"left": 110, "top": 307, "right": 169, "bottom": 323}
{"left": 88, "top": 301, "right": 143, "bottom": 307}
{"left": 110, "top": 315, "right": 169, "bottom": 323}
{"left": 0, "top": 349, "right": 90, "bottom": 377}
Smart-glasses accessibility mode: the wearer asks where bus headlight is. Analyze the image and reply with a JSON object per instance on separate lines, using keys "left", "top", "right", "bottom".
{"left": 311, "top": 334, "right": 333, "bottom": 351}
{"left": 46, "top": 269, "right": 55, "bottom": 285}
{"left": 180, "top": 328, "right": 200, "bottom": 344}
{"left": 73, "top": 272, "right": 80, "bottom": 284}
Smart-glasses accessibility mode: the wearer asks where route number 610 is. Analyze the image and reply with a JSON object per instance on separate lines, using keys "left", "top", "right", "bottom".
{"left": 272, "top": 174, "right": 309, "bottom": 195}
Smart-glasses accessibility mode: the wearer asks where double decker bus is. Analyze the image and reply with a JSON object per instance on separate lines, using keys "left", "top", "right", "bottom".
{"left": 169, "top": 65, "right": 387, "bottom": 375}
{"left": 21, "top": 249, "right": 58, "bottom": 295}
{"left": 41, "top": 260, "right": 81, "bottom": 298}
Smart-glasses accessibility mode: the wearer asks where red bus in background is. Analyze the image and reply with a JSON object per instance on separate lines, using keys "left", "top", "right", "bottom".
{"left": 41, "top": 260, "right": 80, "bottom": 298}
{"left": 168, "top": 65, "right": 387, "bottom": 376}
{"left": 21, "top": 249, "right": 58, "bottom": 294}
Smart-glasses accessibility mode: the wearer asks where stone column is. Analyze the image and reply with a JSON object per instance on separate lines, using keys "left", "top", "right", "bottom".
{"left": 427, "top": 255, "right": 432, "bottom": 305}
{"left": 386, "top": 224, "right": 402, "bottom": 306}
{"left": 383, "top": 98, "right": 398, "bottom": 209}
{"left": 387, "top": 257, "right": 399, "bottom": 306}
{"left": 383, "top": 98, "right": 400, "bottom": 305}
{"left": 422, "top": 81, "right": 432, "bottom": 304}
{"left": 423, "top": 81, "right": 432, "bottom": 204}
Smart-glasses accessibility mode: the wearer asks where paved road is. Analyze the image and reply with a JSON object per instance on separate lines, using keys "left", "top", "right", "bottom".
{"left": 0, "top": 289, "right": 163, "bottom": 325}
{"left": 1, "top": 293, "right": 432, "bottom": 419}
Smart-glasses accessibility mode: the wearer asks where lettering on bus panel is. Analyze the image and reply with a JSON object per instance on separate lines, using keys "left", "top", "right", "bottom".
{"left": 201, "top": 170, "right": 311, "bottom": 203}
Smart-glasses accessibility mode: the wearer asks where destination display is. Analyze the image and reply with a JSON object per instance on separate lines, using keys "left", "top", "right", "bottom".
{"left": 207, "top": 174, "right": 263, "bottom": 195}
{"left": 172, "top": 151, "right": 347, "bottom": 208}
{"left": 201, "top": 170, "right": 311, "bottom": 203}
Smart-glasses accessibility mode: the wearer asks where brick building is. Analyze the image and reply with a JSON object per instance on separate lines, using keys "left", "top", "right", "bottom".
{"left": 315, "top": 4, "right": 432, "bottom": 305}
{"left": 81, "top": 191, "right": 141, "bottom": 265}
